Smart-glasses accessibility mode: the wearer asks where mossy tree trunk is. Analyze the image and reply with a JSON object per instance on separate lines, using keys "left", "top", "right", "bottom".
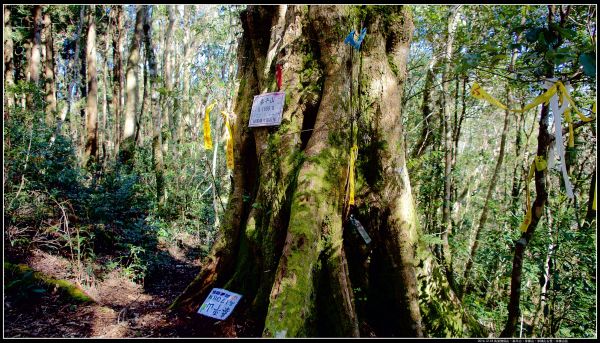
{"left": 172, "top": 5, "right": 485, "bottom": 338}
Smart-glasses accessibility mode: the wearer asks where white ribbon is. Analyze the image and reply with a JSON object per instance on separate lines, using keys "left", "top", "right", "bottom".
{"left": 543, "top": 79, "right": 574, "bottom": 199}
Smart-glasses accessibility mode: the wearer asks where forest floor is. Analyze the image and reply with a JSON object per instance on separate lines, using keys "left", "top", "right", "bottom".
{"left": 4, "top": 236, "right": 248, "bottom": 338}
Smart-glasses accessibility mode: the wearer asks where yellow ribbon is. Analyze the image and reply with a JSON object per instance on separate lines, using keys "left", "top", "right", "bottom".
{"left": 470, "top": 83, "right": 508, "bottom": 111}
{"left": 204, "top": 102, "right": 216, "bottom": 150}
{"left": 471, "top": 81, "right": 593, "bottom": 119}
{"left": 564, "top": 108, "right": 575, "bottom": 148}
{"left": 348, "top": 144, "right": 358, "bottom": 206}
{"left": 534, "top": 155, "right": 547, "bottom": 171}
{"left": 556, "top": 82, "right": 593, "bottom": 123}
{"left": 221, "top": 111, "right": 235, "bottom": 170}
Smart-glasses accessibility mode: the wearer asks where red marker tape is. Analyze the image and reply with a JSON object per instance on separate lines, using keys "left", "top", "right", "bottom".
{"left": 276, "top": 64, "right": 282, "bottom": 91}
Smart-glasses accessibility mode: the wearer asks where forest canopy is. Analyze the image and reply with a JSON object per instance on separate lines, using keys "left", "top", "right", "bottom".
{"left": 3, "top": 4, "right": 597, "bottom": 338}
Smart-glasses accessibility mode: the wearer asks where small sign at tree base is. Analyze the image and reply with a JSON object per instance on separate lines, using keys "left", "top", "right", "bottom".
{"left": 197, "top": 288, "right": 242, "bottom": 320}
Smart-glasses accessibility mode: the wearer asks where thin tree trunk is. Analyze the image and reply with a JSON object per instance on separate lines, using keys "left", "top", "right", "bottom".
{"left": 461, "top": 18, "right": 524, "bottom": 297}
{"left": 159, "top": 6, "right": 175, "bottom": 155}
{"left": 112, "top": 5, "right": 124, "bottom": 158}
{"left": 119, "top": 5, "right": 145, "bottom": 167}
{"left": 84, "top": 5, "right": 99, "bottom": 168}
{"left": 26, "top": 5, "right": 43, "bottom": 111}
{"left": 501, "top": 6, "right": 566, "bottom": 336}
{"left": 4, "top": 6, "right": 15, "bottom": 129}
{"left": 143, "top": 5, "right": 165, "bottom": 211}
{"left": 410, "top": 55, "right": 437, "bottom": 159}
{"left": 100, "top": 5, "right": 111, "bottom": 167}
{"left": 440, "top": 5, "right": 461, "bottom": 292}
{"left": 531, "top": 205, "right": 554, "bottom": 337}
{"left": 42, "top": 13, "right": 57, "bottom": 126}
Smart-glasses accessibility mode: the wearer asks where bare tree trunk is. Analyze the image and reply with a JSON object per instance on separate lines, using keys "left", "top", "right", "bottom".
{"left": 42, "top": 13, "right": 57, "bottom": 126}
{"left": 100, "top": 5, "right": 111, "bottom": 167}
{"left": 26, "top": 5, "right": 43, "bottom": 111}
{"left": 4, "top": 6, "right": 15, "bottom": 125}
{"left": 142, "top": 5, "right": 165, "bottom": 211}
{"left": 531, "top": 206, "right": 554, "bottom": 337}
{"left": 159, "top": 6, "right": 175, "bottom": 155}
{"left": 119, "top": 5, "right": 145, "bottom": 167}
{"left": 410, "top": 55, "right": 437, "bottom": 159}
{"left": 84, "top": 5, "right": 99, "bottom": 168}
{"left": 440, "top": 6, "right": 461, "bottom": 288}
{"left": 112, "top": 5, "right": 124, "bottom": 159}
{"left": 501, "top": 6, "right": 566, "bottom": 336}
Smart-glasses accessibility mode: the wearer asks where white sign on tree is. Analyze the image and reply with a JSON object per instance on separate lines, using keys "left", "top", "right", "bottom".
{"left": 248, "top": 92, "right": 285, "bottom": 127}
{"left": 197, "top": 288, "right": 242, "bottom": 320}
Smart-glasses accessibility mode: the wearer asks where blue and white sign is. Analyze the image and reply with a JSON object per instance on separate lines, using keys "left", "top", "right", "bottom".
{"left": 197, "top": 288, "right": 242, "bottom": 320}
{"left": 249, "top": 92, "right": 285, "bottom": 127}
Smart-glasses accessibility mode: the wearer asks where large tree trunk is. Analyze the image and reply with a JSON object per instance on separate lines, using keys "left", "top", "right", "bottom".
{"left": 84, "top": 5, "right": 99, "bottom": 168}
{"left": 171, "top": 5, "right": 484, "bottom": 338}
{"left": 119, "top": 5, "right": 145, "bottom": 167}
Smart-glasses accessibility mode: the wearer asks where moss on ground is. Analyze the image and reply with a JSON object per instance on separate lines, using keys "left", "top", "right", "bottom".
{"left": 4, "top": 262, "right": 94, "bottom": 304}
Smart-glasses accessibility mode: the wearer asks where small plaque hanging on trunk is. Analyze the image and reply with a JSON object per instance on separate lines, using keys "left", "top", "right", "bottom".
{"left": 249, "top": 92, "right": 285, "bottom": 127}
{"left": 349, "top": 214, "right": 371, "bottom": 244}
{"left": 197, "top": 288, "right": 242, "bottom": 320}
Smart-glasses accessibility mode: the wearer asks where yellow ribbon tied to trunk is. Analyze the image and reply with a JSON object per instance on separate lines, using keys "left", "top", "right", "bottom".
{"left": 348, "top": 144, "right": 359, "bottom": 206}
{"left": 519, "top": 156, "right": 547, "bottom": 232}
{"left": 204, "top": 102, "right": 216, "bottom": 150}
{"left": 221, "top": 111, "right": 235, "bottom": 171}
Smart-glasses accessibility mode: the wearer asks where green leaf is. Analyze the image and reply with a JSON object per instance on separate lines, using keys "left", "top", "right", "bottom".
{"left": 31, "top": 288, "right": 47, "bottom": 293}
{"left": 579, "top": 53, "right": 596, "bottom": 77}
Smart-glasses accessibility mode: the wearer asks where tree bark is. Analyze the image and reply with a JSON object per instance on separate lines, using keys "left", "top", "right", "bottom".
{"left": 84, "top": 5, "right": 99, "bottom": 168}
{"left": 112, "top": 5, "right": 124, "bottom": 159}
{"left": 26, "top": 5, "right": 43, "bottom": 111}
{"left": 119, "top": 5, "right": 145, "bottom": 167}
{"left": 142, "top": 5, "right": 166, "bottom": 211}
{"left": 4, "top": 6, "right": 15, "bottom": 122}
{"left": 440, "top": 6, "right": 461, "bottom": 288}
{"left": 42, "top": 13, "right": 57, "bottom": 126}
{"left": 100, "top": 5, "right": 111, "bottom": 166}
{"left": 410, "top": 55, "right": 437, "bottom": 159}
{"left": 159, "top": 6, "right": 175, "bottom": 154}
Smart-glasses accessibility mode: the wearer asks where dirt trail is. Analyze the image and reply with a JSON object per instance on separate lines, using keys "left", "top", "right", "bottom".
{"left": 4, "top": 243, "right": 240, "bottom": 338}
